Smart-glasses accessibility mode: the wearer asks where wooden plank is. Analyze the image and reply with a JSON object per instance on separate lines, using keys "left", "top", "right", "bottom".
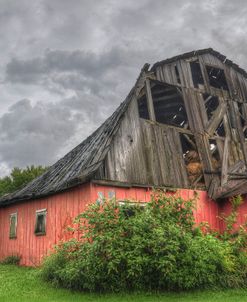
{"left": 145, "top": 78, "right": 156, "bottom": 121}
{"left": 221, "top": 136, "right": 229, "bottom": 186}
{"left": 206, "top": 102, "right": 227, "bottom": 136}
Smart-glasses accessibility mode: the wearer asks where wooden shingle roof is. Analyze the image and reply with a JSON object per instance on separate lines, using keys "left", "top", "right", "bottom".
{"left": 0, "top": 93, "right": 133, "bottom": 206}
{"left": 0, "top": 63, "right": 150, "bottom": 206}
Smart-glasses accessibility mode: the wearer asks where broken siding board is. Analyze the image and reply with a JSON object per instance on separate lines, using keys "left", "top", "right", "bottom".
{"left": 152, "top": 126, "right": 170, "bottom": 184}
{"left": 206, "top": 102, "right": 228, "bottom": 136}
{"left": 145, "top": 78, "right": 156, "bottom": 121}
{"left": 171, "top": 128, "right": 189, "bottom": 187}
{"left": 198, "top": 56, "right": 211, "bottom": 92}
{"left": 182, "top": 88, "right": 205, "bottom": 133}
{"left": 195, "top": 133, "right": 215, "bottom": 187}
{"left": 221, "top": 137, "right": 229, "bottom": 186}
{"left": 216, "top": 138, "right": 224, "bottom": 162}
{"left": 179, "top": 60, "right": 194, "bottom": 88}
{"left": 176, "top": 60, "right": 187, "bottom": 87}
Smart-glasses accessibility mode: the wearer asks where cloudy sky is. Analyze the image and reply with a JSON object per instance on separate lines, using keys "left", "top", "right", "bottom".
{"left": 0, "top": 0, "right": 246, "bottom": 176}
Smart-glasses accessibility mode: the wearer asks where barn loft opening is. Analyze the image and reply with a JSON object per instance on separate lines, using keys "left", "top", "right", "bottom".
{"left": 137, "top": 81, "right": 189, "bottom": 129}
{"left": 180, "top": 133, "right": 205, "bottom": 187}
{"left": 151, "top": 83, "right": 188, "bottom": 128}
{"left": 203, "top": 93, "right": 219, "bottom": 120}
{"left": 206, "top": 66, "right": 229, "bottom": 91}
{"left": 190, "top": 60, "right": 204, "bottom": 88}
{"left": 137, "top": 90, "right": 150, "bottom": 120}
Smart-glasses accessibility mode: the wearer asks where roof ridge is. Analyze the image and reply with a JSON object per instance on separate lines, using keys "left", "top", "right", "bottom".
{"left": 151, "top": 48, "right": 247, "bottom": 78}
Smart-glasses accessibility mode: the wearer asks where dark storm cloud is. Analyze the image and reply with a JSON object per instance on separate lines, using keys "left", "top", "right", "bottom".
{"left": 0, "top": 96, "right": 93, "bottom": 168}
{"left": 0, "top": 0, "right": 247, "bottom": 175}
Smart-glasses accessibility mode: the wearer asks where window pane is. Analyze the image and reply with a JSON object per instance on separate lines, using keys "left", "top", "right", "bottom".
{"left": 35, "top": 210, "right": 46, "bottom": 235}
{"left": 9, "top": 214, "right": 17, "bottom": 239}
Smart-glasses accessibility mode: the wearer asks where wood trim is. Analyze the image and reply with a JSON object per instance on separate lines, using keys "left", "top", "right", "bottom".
{"left": 221, "top": 136, "right": 229, "bottom": 186}
{"left": 206, "top": 102, "right": 227, "bottom": 136}
{"left": 145, "top": 78, "right": 156, "bottom": 121}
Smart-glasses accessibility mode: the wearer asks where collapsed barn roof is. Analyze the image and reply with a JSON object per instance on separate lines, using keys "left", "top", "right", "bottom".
{"left": 1, "top": 48, "right": 247, "bottom": 206}
{"left": 0, "top": 64, "right": 149, "bottom": 206}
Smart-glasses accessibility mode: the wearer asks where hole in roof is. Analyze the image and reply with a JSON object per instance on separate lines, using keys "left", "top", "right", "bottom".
{"left": 206, "top": 66, "right": 229, "bottom": 91}
{"left": 151, "top": 83, "right": 189, "bottom": 129}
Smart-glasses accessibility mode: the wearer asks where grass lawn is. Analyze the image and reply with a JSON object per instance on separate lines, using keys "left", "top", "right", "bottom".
{"left": 0, "top": 265, "right": 246, "bottom": 302}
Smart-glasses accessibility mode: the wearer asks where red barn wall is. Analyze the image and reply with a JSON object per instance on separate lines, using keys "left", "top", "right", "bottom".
{"left": 0, "top": 182, "right": 245, "bottom": 266}
{"left": 91, "top": 184, "right": 221, "bottom": 231}
{"left": 0, "top": 183, "right": 92, "bottom": 266}
{"left": 219, "top": 196, "right": 247, "bottom": 231}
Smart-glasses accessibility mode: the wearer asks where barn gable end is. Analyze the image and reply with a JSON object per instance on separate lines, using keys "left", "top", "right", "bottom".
{"left": 94, "top": 49, "right": 247, "bottom": 200}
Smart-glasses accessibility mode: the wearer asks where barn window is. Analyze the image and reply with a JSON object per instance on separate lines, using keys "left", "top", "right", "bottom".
{"left": 190, "top": 61, "right": 204, "bottom": 88}
{"left": 151, "top": 83, "right": 188, "bottom": 128}
{"left": 119, "top": 201, "right": 146, "bottom": 218}
{"left": 9, "top": 213, "right": 17, "bottom": 239}
{"left": 206, "top": 66, "right": 229, "bottom": 91}
{"left": 35, "top": 209, "right": 47, "bottom": 236}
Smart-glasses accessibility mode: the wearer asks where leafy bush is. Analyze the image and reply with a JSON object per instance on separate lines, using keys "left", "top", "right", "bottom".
{"left": 1, "top": 255, "right": 21, "bottom": 265}
{"left": 41, "top": 192, "right": 247, "bottom": 292}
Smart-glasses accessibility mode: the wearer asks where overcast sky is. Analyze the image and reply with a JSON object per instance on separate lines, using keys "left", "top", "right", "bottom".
{"left": 0, "top": 0, "right": 247, "bottom": 176}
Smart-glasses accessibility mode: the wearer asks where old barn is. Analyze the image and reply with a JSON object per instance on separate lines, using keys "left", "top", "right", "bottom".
{"left": 0, "top": 48, "right": 247, "bottom": 266}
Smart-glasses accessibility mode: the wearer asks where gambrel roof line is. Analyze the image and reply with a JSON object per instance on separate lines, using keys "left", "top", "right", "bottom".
{"left": 151, "top": 48, "right": 247, "bottom": 79}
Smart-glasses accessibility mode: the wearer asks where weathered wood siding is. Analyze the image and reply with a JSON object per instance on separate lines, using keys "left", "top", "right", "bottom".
{"left": 98, "top": 52, "right": 247, "bottom": 199}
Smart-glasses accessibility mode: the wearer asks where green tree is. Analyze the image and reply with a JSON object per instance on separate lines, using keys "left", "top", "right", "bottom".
{"left": 0, "top": 165, "right": 48, "bottom": 197}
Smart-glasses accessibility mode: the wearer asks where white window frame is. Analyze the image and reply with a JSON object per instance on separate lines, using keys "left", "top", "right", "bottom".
{"left": 9, "top": 212, "right": 17, "bottom": 239}
{"left": 34, "top": 209, "right": 47, "bottom": 236}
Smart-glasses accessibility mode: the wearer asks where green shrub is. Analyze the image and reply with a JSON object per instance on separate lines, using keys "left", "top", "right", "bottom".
{"left": 1, "top": 255, "right": 21, "bottom": 265}
{"left": 41, "top": 192, "right": 247, "bottom": 292}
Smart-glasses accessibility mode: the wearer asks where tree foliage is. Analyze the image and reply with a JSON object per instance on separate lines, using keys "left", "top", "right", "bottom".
{"left": 0, "top": 165, "right": 48, "bottom": 197}
{"left": 41, "top": 192, "right": 247, "bottom": 292}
